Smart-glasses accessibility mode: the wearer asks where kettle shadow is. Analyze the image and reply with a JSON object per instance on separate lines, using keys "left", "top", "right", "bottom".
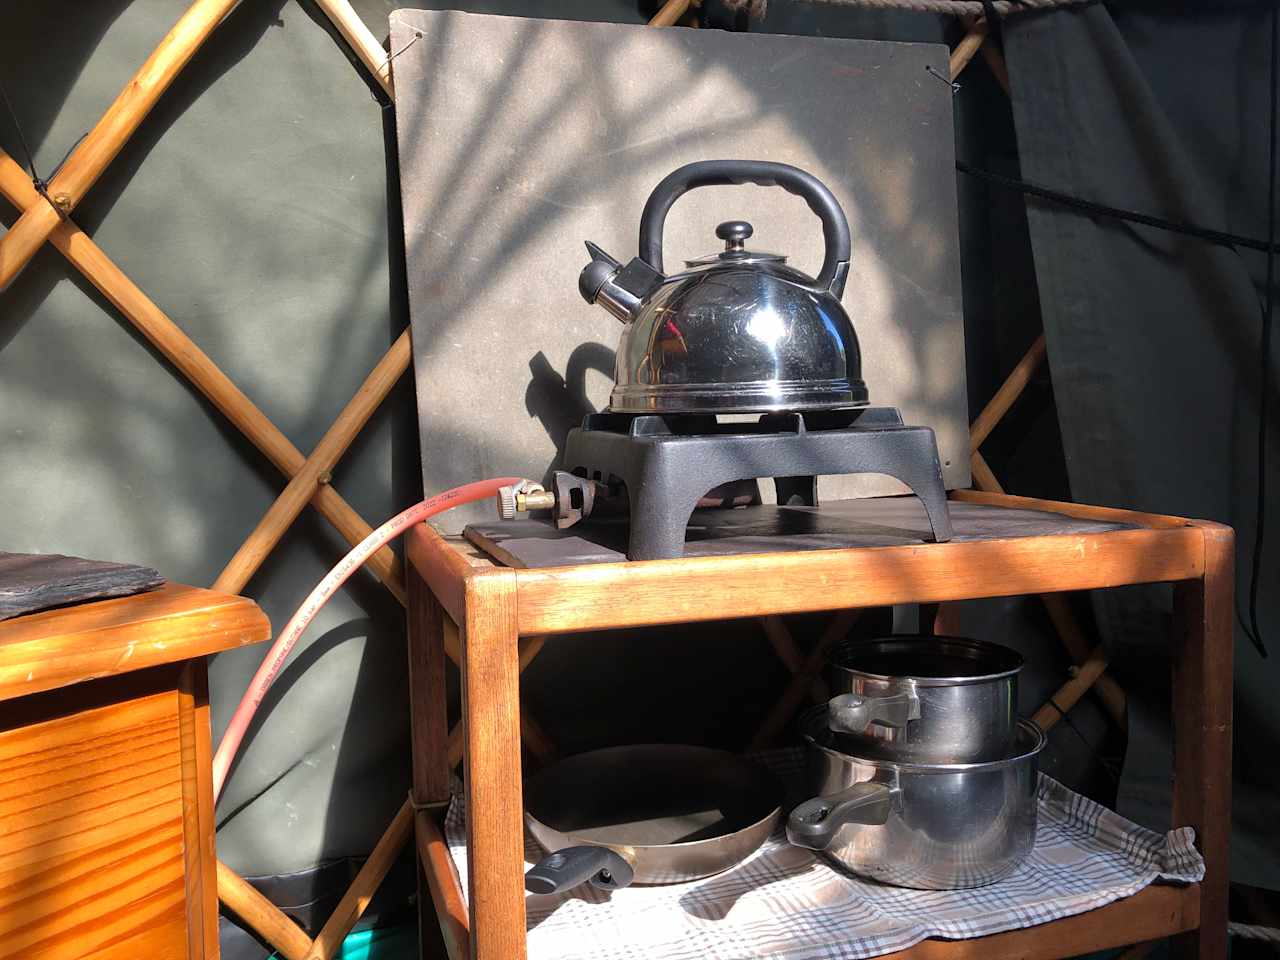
{"left": 524, "top": 342, "right": 616, "bottom": 484}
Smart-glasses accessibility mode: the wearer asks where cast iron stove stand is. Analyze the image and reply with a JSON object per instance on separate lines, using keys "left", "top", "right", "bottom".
{"left": 561, "top": 407, "right": 954, "bottom": 560}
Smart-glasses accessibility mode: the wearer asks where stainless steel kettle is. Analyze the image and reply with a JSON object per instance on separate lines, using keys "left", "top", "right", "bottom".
{"left": 579, "top": 160, "right": 867, "bottom": 415}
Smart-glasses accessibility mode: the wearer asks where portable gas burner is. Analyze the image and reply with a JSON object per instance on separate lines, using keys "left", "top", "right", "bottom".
{"left": 490, "top": 159, "right": 953, "bottom": 560}
{"left": 559, "top": 407, "right": 951, "bottom": 560}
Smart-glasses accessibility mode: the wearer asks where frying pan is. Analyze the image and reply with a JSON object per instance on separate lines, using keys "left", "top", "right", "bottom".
{"left": 523, "top": 744, "right": 783, "bottom": 895}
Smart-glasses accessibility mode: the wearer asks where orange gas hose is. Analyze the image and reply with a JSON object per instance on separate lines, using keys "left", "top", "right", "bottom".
{"left": 212, "top": 477, "right": 524, "bottom": 801}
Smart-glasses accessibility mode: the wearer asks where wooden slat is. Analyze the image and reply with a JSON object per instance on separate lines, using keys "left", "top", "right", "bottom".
{"left": 760, "top": 615, "right": 828, "bottom": 705}
{"left": 649, "top": 0, "right": 692, "bottom": 27}
{"left": 216, "top": 860, "right": 312, "bottom": 960}
{"left": 0, "top": 584, "right": 269, "bottom": 702}
{"left": 1171, "top": 522, "right": 1233, "bottom": 960}
{"left": 305, "top": 799, "right": 414, "bottom": 960}
{"left": 958, "top": 461, "right": 1130, "bottom": 730}
{"left": 0, "top": 0, "right": 241, "bottom": 290}
{"left": 969, "top": 335, "right": 1046, "bottom": 452}
{"left": 508, "top": 528, "right": 1205, "bottom": 635}
{"left": 750, "top": 609, "right": 859, "bottom": 750}
{"left": 1032, "top": 646, "right": 1108, "bottom": 731}
{"left": 459, "top": 571, "right": 526, "bottom": 960}
{"left": 213, "top": 330, "right": 412, "bottom": 595}
{"left": 1040, "top": 591, "right": 1127, "bottom": 727}
{"left": 877, "top": 883, "right": 1199, "bottom": 960}
{"left": 416, "top": 810, "right": 470, "bottom": 960}
{"left": 949, "top": 18, "right": 989, "bottom": 81}
{"left": 313, "top": 0, "right": 393, "bottom": 96}
{"left": 0, "top": 150, "right": 407, "bottom": 605}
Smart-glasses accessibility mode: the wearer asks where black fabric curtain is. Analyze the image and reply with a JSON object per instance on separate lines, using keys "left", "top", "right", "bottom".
{"left": 1002, "top": 1, "right": 1278, "bottom": 888}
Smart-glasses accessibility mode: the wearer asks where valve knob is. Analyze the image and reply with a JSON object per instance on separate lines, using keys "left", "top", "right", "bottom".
{"left": 496, "top": 486, "right": 518, "bottom": 520}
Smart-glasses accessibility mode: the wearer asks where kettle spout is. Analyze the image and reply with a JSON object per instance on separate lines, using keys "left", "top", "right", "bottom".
{"left": 579, "top": 241, "right": 664, "bottom": 324}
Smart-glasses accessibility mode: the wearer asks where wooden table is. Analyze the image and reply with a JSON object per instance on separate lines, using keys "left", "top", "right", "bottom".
{"left": 0, "top": 583, "right": 270, "bottom": 960}
{"left": 404, "top": 490, "right": 1233, "bottom": 960}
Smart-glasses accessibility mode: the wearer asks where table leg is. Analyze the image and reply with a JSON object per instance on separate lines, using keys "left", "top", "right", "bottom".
{"left": 409, "top": 569, "right": 452, "bottom": 807}
{"left": 408, "top": 567, "right": 454, "bottom": 957}
{"left": 459, "top": 571, "right": 526, "bottom": 960}
{"left": 1171, "top": 523, "right": 1234, "bottom": 960}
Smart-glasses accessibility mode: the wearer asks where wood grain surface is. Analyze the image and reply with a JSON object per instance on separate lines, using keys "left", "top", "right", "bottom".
{"left": 0, "top": 686, "right": 190, "bottom": 958}
{"left": 1172, "top": 521, "right": 1234, "bottom": 960}
{"left": 216, "top": 859, "right": 311, "bottom": 960}
{"left": 507, "top": 527, "right": 1204, "bottom": 635}
{"left": 458, "top": 572, "right": 527, "bottom": 960}
{"left": 177, "top": 663, "right": 218, "bottom": 959}
{"left": 875, "top": 884, "right": 1200, "bottom": 960}
{"left": 0, "top": 583, "right": 269, "bottom": 702}
{"left": 416, "top": 810, "right": 470, "bottom": 960}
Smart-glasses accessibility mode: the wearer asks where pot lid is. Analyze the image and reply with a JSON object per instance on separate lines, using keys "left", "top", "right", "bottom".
{"left": 683, "top": 220, "right": 786, "bottom": 267}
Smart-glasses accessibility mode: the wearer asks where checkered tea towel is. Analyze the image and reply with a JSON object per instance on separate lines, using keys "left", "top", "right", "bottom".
{"left": 444, "top": 752, "right": 1203, "bottom": 960}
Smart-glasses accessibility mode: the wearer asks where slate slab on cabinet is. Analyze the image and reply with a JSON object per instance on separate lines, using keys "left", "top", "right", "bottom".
{"left": 391, "top": 10, "right": 968, "bottom": 532}
{"left": 0, "top": 552, "right": 164, "bottom": 621}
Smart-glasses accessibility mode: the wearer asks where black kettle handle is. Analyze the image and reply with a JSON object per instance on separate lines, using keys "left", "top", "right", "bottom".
{"left": 637, "top": 159, "right": 852, "bottom": 297}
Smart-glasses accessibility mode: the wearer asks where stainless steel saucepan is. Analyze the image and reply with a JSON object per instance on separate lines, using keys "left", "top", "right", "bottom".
{"left": 788, "top": 708, "right": 1044, "bottom": 889}
{"left": 524, "top": 744, "right": 782, "bottom": 895}
{"left": 825, "top": 635, "right": 1023, "bottom": 764}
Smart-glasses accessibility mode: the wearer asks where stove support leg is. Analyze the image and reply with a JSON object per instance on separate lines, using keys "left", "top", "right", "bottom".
{"left": 774, "top": 476, "right": 818, "bottom": 507}
{"left": 907, "top": 480, "right": 954, "bottom": 544}
{"left": 849, "top": 431, "right": 954, "bottom": 542}
{"left": 625, "top": 484, "right": 704, "bottom": 560}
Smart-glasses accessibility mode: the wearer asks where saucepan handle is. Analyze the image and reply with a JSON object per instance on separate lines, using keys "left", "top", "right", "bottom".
{"left": 525, "top": 845, "right": 636, "bottom": 895}
{"left": 827, "top": 690, "right": 921, "bottom": 735}
{"left": 787, "top": 782, "right": 894, "bottom": 851}
{"left": 637, "top": 160, "right": 852, "bottom": 297}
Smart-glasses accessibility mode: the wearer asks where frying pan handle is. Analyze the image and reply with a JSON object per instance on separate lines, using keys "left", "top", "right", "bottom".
{"left": 787, "top": 782, "right": 893, "bottom": 851}
{"left": 637, "top": 160, "right": 852, "bottom": 297}
{"left": 525, "top": 846, "right": 636, "bottom": 895}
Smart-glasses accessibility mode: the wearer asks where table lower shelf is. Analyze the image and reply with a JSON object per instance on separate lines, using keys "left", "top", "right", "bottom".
{"left": 418, "top": 821, "right": 1198, "bottom": 960}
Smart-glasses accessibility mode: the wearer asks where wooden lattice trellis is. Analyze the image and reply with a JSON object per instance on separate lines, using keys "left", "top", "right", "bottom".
{"left": 0, "top": 3, "right": 1131, "bottom": 958}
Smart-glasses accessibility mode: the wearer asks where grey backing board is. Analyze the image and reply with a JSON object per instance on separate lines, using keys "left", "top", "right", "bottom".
{"left": 392, "top": 10, "right": 969, "bottom": 533}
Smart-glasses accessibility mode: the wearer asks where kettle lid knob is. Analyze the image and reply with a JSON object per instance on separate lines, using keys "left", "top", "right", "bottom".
{"left": 715, "top": 220, "right": 753, "bottom": 251}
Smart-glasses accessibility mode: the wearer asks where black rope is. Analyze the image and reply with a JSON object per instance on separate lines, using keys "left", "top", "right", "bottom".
{"left": 0, "top": 72, "right": 85, "bottom": 220}
{"left": 960, "top": 108, "right": 1279, "bottom": 659}
{"left": 957, "top": 160, "right": 1280, "bottom": 254}
{"left": 1245, "top": 0, "right": 1278, "bottom": 659}
{"left": 0, "top": 75, "right": 38, "bottom": 182}
{"left": 1043, "top": 698, "right": 1119, "bottom": 785}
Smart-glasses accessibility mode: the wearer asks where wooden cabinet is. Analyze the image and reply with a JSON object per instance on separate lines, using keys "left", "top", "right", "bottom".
{"left": 0, "top": 584, "right": 269, "bottom": 959}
